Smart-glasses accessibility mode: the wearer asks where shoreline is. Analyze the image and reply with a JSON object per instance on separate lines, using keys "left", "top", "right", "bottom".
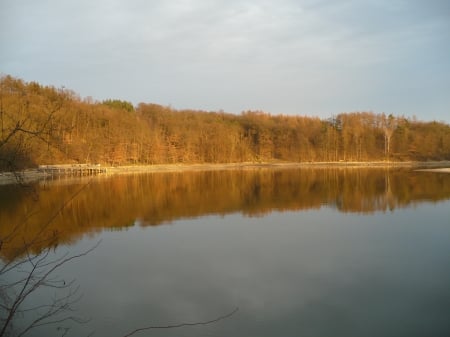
{"left": 1, "top": 161, "right": 450, "bottom": 186}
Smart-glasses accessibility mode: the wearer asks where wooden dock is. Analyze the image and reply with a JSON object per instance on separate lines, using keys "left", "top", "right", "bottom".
{"left": 38, "top": 164, "right": 107, "bottom": 176}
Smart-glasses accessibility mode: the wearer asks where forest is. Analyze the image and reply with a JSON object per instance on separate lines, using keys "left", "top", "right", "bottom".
{"left": 1, "top": 74, "right": 449, "bottom": 171}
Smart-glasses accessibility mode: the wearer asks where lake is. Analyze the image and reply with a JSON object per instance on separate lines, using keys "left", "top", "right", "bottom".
{"left": 1, "top": 168, "right": 450, "bottom": 337}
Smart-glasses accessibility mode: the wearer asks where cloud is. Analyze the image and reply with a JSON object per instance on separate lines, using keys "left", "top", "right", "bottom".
{"left": 1, "top": 0, "right": 449, "bottom": 120}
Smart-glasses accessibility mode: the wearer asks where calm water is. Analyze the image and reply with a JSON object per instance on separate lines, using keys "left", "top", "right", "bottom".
{"left": 1, "top": 168, "right": 450, "bottom": 337}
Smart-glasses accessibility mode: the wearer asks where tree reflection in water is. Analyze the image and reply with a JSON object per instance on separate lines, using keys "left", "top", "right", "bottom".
{"left": 1, "top": 167, "right": 450, "bottom": 336}
{"left": 1, "top": 168, "right": 450, "bottom": 262}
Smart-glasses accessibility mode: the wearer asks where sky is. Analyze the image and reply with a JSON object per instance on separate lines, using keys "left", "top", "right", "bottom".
{"left": 1, "top": 0, "right": 449, "bottom": 122}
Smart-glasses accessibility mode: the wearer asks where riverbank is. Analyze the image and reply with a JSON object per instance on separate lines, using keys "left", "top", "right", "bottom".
{"left": 416, "top": 167, "right": 450, "bottom": 173}
{"left": 1, "top": 161, "right": 450, "bottom": 186}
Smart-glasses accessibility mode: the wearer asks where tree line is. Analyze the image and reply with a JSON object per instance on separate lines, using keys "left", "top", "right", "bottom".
{"left": 1, "top": 74, "right": 449, "bottom": 170}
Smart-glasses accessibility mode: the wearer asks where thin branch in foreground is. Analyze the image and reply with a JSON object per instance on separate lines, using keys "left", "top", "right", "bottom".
{"left": 122, "top": 307, "right": 239, "bottom": 337}
{"left": 0, "top": 180, "right": 92, "bottom": 274}
{"left": 0, "top": 241, "right": 100, "bottom": 337}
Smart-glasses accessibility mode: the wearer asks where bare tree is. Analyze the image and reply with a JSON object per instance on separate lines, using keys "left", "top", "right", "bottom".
{"left": 382, "top": 113, "right": 397, "bottom": 161}
{"left": 0, "top": 243, "right": 99, "bottom": 337}
{"left": 0, "top": 179, "right": 98, "bottom": 337}
{"left": 0, "top": 75, "right": 66, "bottom": 174}
{"left": 0, "top": 76, "right": 93, "bottom": 336}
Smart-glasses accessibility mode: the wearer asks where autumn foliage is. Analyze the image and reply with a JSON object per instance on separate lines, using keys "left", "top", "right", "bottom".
{"left": 1, "top": 75, "right": 449, "bottom": 170}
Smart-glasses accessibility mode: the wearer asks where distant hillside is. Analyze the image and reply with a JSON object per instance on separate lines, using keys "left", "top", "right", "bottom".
{"left": 1, "top": 74, "right": 449, "bottom": 170}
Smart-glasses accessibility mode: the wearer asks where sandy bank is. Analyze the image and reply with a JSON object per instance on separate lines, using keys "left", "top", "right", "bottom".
{"left": 415, "top": 167, "right": 450, "bottom": 173}
{"left": 1, "top": 161, "right": 450, "bottom": 186}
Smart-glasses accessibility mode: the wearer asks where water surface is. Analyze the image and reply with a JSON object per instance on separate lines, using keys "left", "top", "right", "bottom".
{"left": 1, "top": 168, "right": 449, "bottom": 337}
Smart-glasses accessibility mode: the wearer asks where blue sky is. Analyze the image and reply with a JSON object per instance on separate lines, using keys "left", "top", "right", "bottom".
{"left": 1, "top": 0, "right": 449, "bottom": 122}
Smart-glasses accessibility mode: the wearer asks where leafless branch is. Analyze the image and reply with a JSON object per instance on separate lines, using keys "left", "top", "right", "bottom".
{"left": 0, "top": 180, "right": 92, "bottom": 274}
{"left": 0, "top": 241, "right": 100, "bottom": 337}
{"left": 122, "top": 307, "right": 239, "bottom": 337}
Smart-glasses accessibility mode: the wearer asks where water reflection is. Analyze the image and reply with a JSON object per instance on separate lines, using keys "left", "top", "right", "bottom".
{"left": 1, "top": 168, "right": 450, "bottom": 261}
{"left": 1, "top": 168, "right": 450, "bottom": 337}
{"left": 27, "top": 205, "right": 450, "bottom": 337}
